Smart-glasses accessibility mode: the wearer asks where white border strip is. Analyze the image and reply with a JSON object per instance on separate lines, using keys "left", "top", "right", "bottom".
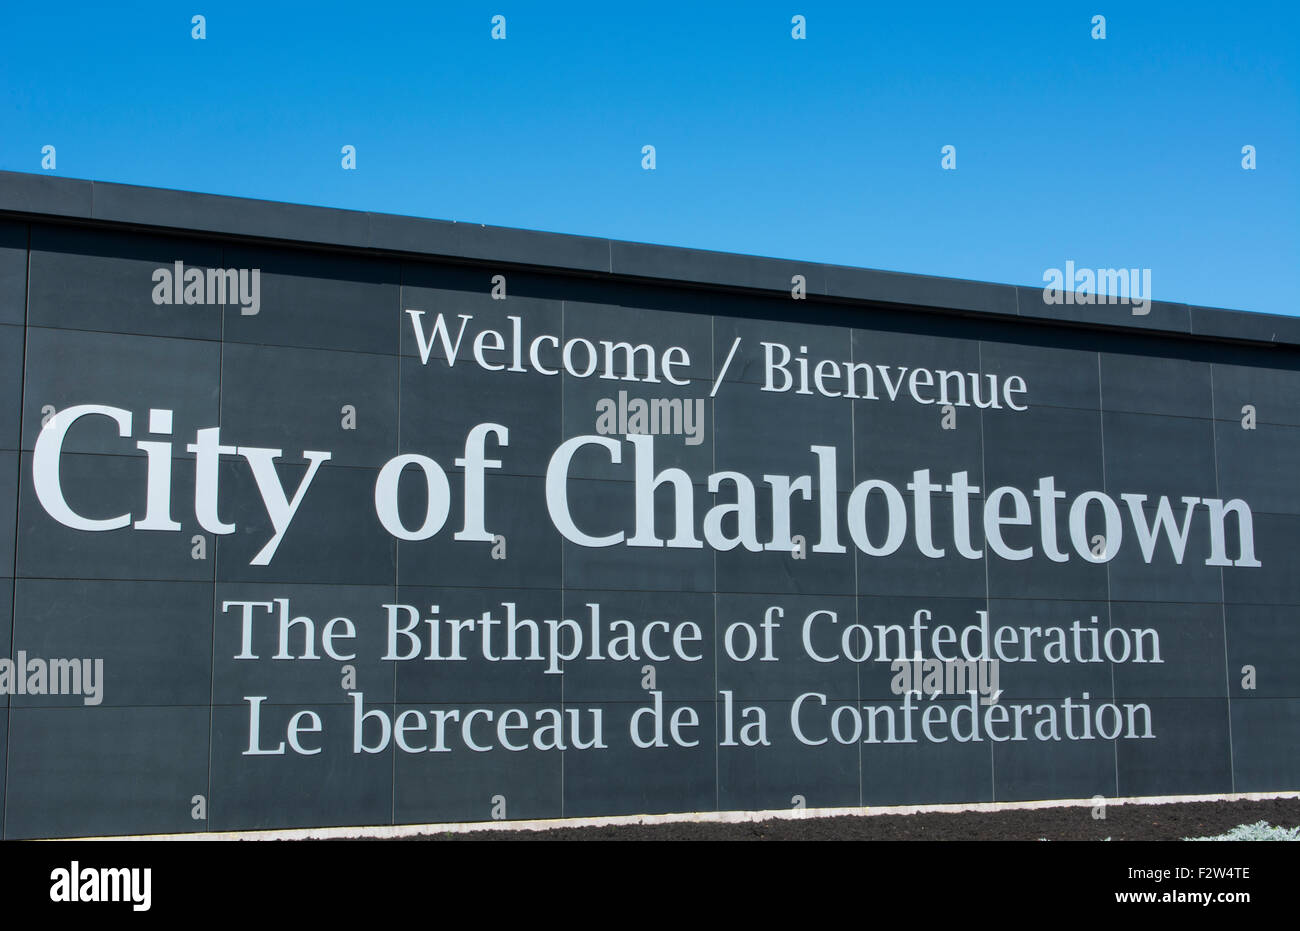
{"left": 49, "top": 790, "right": 1300, "bottom": 841}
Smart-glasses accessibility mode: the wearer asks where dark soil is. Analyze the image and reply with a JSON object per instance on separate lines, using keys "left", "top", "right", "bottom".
{"left": 408, "top": 797, "right": 1300, "bottom": 841}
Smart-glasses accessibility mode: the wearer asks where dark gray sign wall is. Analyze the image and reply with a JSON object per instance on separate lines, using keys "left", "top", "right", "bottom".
{"left": 0, "top": 181, "right": 1297, "bottom": 839}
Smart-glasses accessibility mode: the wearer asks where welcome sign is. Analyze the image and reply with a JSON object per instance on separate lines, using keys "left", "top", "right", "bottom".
{"left": 0, "top": 174, "right": 1295, "bottom": 838}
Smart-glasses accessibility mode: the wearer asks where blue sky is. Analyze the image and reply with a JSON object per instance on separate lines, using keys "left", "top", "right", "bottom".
{"left": 1, "top": 1, "right": 1296, "bottom": 315}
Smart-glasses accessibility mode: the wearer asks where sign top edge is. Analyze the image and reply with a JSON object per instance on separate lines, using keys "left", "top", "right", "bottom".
{"left": 0, "top": 169, "right": 1291, "bottom": 350}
